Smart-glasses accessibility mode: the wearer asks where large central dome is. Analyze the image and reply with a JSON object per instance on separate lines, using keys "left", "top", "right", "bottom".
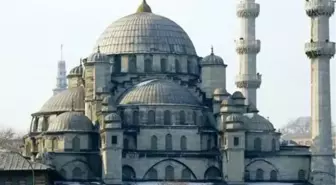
{"left": 94, "top": 2, "right": 196, "bottom": 56}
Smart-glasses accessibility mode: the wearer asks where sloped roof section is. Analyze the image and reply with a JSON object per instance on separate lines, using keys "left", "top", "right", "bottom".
{"left": 0, "top": 150, "right": 52, "bottom": 171}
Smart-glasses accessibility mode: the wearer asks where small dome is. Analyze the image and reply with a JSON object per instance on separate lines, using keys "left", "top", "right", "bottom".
{"left": 37, "top": 86, "right": 85, "bottom": 114}
{"left": 118, "top": 79, "right": 200, "bottom": 106}
{"left": 68, "top": 65, "right": 83, "bottom": 77}
{"left": 87, "top": 47, "right": 109, "bottom": 63}
{"left": 104, "top": 112, "right": 121, "bottom": 123}
{"left": 47, "top": 112, "right": 93, "bottom": 132}
{"left": 201, "top": 47, "right": 225, "bottom": 66}
{"left": 226, "top": 114, "right": 244, "bottom": 123}
{"left": 231, "top": 91, "right": 245, "bottom": 99}
{"left": 137, "top": 0, "right": 152, "bottom": 13}
{"left": 213, "top": 88, "right": 229, "bottom": 95}
{"left": 221, "top": 98, "right": 234, "bottom": 106}
{"left": 247, "top": 103, "right": 259, "bottom": 113}
{"left": 244, "top": 113, "right": 275, "bottom": 131}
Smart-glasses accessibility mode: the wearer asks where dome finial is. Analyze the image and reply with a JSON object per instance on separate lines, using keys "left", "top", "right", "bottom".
{"left": 211, "top": 45, "right": 214, "bottom": 55}
{"left": 137, "top": 0, "right": 152, "bottom": 13}
{"left": 97, "top": 45, "right": 101, "bottom": 53}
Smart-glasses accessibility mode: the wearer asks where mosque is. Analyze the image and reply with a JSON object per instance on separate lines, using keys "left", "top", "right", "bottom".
{"left": 9, "top": 0, "right": 336, "bottom": 185}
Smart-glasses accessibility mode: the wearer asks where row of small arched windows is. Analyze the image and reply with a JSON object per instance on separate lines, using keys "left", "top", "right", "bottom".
{"left": 123, "top": 110, "right": 198, "bottom": 125}
{"left": 244, "top": 169, "right": 306, "bottom": 181}
{"left": 114, "top": 56, "right": 197, "bottom": 74}
{"left": 51, "top": 136, "right": 81, "bottom": 152}
{"left": 150, "top": 134, "right": 187, "bottom": 150}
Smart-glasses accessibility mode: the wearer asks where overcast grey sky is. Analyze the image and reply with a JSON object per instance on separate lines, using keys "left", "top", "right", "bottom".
{"left": 0, "top": 0, "right": 335, "bottom": 132}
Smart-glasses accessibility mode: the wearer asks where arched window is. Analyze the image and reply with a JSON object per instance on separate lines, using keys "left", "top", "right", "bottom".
{"left": 175, "top": 59, "right": 181, "bottom": 73}
{"left": 133, "top": 111, "right": 139, "bottom": 125}
{"left": 122, "top": 165, "right": 136, "bottom": 180}
{"left": 124, "top": 138, "right": 129, "bottom": 149}
{"left": 145, "top": 59, "right": 153, "bottom": 72}
{"left": 165, "top": 165, "right": 174, "bottom": 180}
{"left": 60, "top": 169, "right": 66, "bottom": 178}
{"left": 298, "top": 170, "right": 305, "bottom": 181}
{"left": 179, "top": 111, "right": 186, "bottom": 125}
{"left": 52, "top": 138, "right": 58, "bottom": 151}
{"left": 182, "top": 168, "right": 192, "bottom": 180}
{"left": 207, "top": 138, "right": 212, "bottom": 150}
{"left": 72, "top": 136, "right": 80, "bottom": 152}
{"left": 204, "top": 167, "right": 221, "bottom": 180}
{"left": 256, "top": 169, "right": 264, "bottom": 181}
{"left": 254, "top": 137, "right": 262, "bottom": 151}
{"left": 192, "top": 111, "right": 197, "bottom": 125}
{"left": 164, "top": 110, "right": 172, "bottom": 125}
{"left": 151, "top": 136, "right": 158, "bottom": 150}
{"left": 272, "top": 139, "right": 276, "bottom": 152}
{"left": 114, "top": 55, "right": 121, "bottom": 73}
{"left": 148, "top": 110, "right": 155, "bottom": 125}
{"left": 244, "top": 170, "right": 250, "bottom": 181}
{"left": 148, "top": 168, "right": 158, "bottom": 180}
{"left": 129, "top": 55, "right": 137, "bottom": 73}
{"left": 180, "top": 136, "right": 187, "bottom": 150}
{"left": 165, "top": 134, "right": 172, "bottom": 150}
{"left": 270, "top": 170, "right": 277, "bottom": 181}
{"left": 187, "top": 60, "right": 193, "bottom": 73}
{"left": 161, "top": 58, "right": 168, "bottom": 72}
{"left": 72, "top": 167, "right": 82, "bottom": 179}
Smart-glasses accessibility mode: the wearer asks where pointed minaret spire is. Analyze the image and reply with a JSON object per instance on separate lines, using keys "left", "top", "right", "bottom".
{"left": 53, "top": 44, "right": 68, "bottom": 95}
{"left": 137, "top": 0, "right": 152, "bottom": 13}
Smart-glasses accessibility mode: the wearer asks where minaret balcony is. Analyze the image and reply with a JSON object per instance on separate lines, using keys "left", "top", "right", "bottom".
{"left": 235, "top": 74, "right": 262, "bottom": 88}
{"left": 236, "top": 3, "right": 260, "bottom": 18}
{"left": 235, "top": 39, "right": 260, "bottom": 54}
{"left": 305, "top": 41, "right": 335, "bottom": 58}
{"left": 305, "top": 0, "right": 335, "bottom": 17}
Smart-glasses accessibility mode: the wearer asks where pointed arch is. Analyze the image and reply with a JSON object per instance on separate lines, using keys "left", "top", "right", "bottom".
{"left": 164, "top": 110, "right": 172, "bottom": 125}
{"left": 256, "top": 169, "right": 264, "bottom": 181}
{"left": 270, "top": 170, "right": 277, "bottom": 181}
{"left": 187, "top": 60, "right": 193, "bottom": 73}
{"left": 179, "top": 110, "right": 186, "bottom": 125}
{"left": 254, "top": 137, "right": 262, "bottom": 151}
{"left": 133, "top": 110, "right": 139, "bottom": 125}
{"left": 122, "top": 165, "right": 136, "bottom": 180}
{"left": 161, "top": 58, "right": 168, "bottom": 72}
{"left": 142, "top": 158, "right": 197, "bottom": 180}
{"left": 182, "top": 168, "right": 192, "bottom": 180}
{"left": 129, "top": 55, "right": 137, "bottom": 73}
{"left": 147, "top": 168, "right": 158, "bottom": 180}
{"left": 298, "top": 169, "right": 306, "bottom": 181}
{"left": 165, "top": 165, "right": 174, "bottom": 180}
{"left": 180, "top": 136, "right": 187, "bottom": 150}
{"left": 165, "top": 134, "right": 172, "bottom": 150}
{"left": 192, "top": 111, "right": 197, "bottom": 125}
{"left": 72, "top": 136, "right": 80, "bottom": 152}
{"left": 271, "top": 138, "right": 276, "bottom": 152}
{"left": 148, "top": 110, "right": 155, "bottom": 125}
{"left": 175, "top": 59, "right": 181, "bottom": 73}
{"left": 144, "top": 58, "right": 153, "bottom": 72}
{"left": 204, "top": 166, "right": 221, "bottom": 180}
{"left": 151, "top": 135, "right": 158, "bottom": 150}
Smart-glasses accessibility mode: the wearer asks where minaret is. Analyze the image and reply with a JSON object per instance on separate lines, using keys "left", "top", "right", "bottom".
{"left": 305, "top": 0, "right": 335, "bottom": 185}
{"left": 235, "top": 0, "right": 261, "bottom": 106}
{"left": 53, "top": 44, "right": 67, "bottom": 95}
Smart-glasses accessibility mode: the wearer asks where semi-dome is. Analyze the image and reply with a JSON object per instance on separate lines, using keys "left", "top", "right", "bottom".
{"left": 118, "top": 79, "right": 200, "bottom": 106}
{"left": 94, "top": 3, "right": 196, "bottom": 56}
{"left": 68, "top": 65, "right": 83, "bottom": 77}
{"left": 47, "top": 112, "right": 93, "bottom": 132}
{"left": 36, "top": 86, "right": 85, "bottom": 114}
{"left": 201, "top": 47, "right": 225, "bottom": 66}
{"left": 231, "top": 91, "right": 245, "bottom": 99}
{"left": 244, "top": 113, "right": 275, "bottom": 131}
{"left": 213, "top": 88, "right": 229, "bottom": 95}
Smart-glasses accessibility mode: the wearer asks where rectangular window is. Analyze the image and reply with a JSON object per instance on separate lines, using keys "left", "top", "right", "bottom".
{"left": 234, "top": 137, "right": 239, "bottom": 146}
{"left": 112, "top": 136, "right": 118, "bottom": 144}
